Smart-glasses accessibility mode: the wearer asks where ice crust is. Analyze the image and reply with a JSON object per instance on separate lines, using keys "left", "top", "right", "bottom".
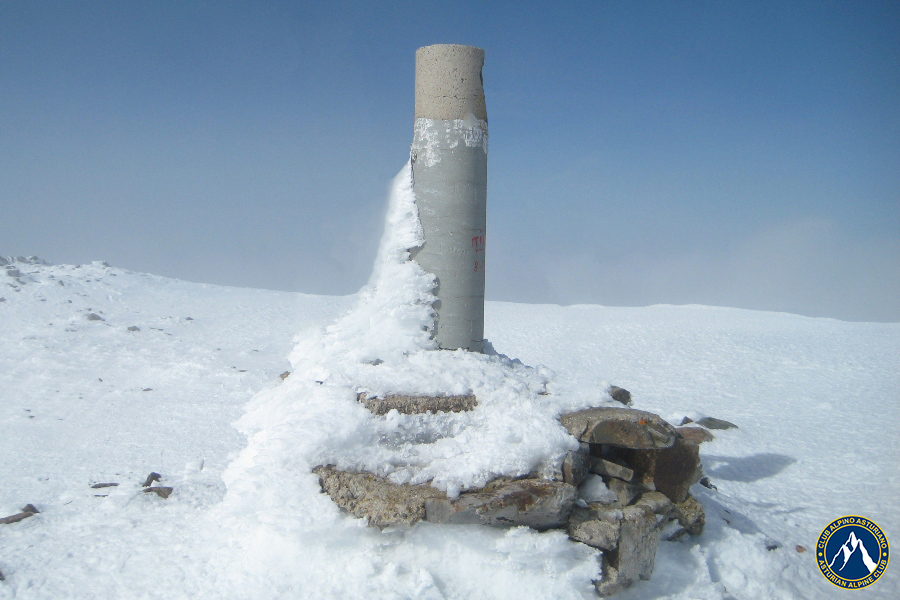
{"left": 411, "top": 116, "right": 489, "bottom": 168}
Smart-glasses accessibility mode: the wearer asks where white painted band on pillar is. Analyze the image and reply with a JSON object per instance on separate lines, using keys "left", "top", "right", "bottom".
{"left": 410, "top": 44, "right": 487, "bottom": 352}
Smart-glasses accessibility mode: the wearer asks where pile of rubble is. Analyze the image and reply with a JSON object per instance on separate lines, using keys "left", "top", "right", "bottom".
{"left": 314, "top": 387, "right": 714, "bottom": 596}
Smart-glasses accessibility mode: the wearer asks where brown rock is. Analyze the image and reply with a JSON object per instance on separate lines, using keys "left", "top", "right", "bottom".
{"left": 695, "top": 417, "right": 737, "bottom": 430}
{"left": 0, "top": 511, "right": 35, "bottom": 525}
{"left": 357, "top": 392, "right": 477, "bottom": 415}
{"left": 559, "top": 407, "right": 677, "bottom": 449}
{"left": 143, "top": 486, "right": 173, "bottom": 499}
{"left": 90, "top": 482, "right": 119, "bottom": 489}
{"left": 673, "top": 495, "right": 705, "bottom": 536}
{"left": 279, "top": 371, "right": 290, "bottom": 380}
{"left": 608, "top": 386, "right": 632, "bottom": 406}
{"left": 621, "top": 438, "right": 702, "bottom": 504}
{"left": 677, "top": 426, "right": 715, "bottom": 444}
{"left": 141, "top": 472, "right": 161, "bottom": 487}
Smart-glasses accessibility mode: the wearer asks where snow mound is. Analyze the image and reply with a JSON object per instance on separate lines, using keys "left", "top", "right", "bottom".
{"left": 222, "top": 163, "right": 614, "bottom": 503}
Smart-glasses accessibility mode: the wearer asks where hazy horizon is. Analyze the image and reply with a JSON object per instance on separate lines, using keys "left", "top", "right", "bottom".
{"left": 2, "top": 1, "right": 898, "bottom": 322}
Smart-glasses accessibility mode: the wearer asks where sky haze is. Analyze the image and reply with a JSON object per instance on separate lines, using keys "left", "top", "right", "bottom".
{"left": 2, "top": 1, "right": 898, "bottom": 322}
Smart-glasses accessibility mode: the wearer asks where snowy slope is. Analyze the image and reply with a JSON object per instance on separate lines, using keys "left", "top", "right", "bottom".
{"left": 1, "top": 257, "right": 898, "bottom": 599}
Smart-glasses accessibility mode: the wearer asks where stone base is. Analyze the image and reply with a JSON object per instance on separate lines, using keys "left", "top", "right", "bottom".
{"left": 314, "top": 387, "right": 707, "bottom": 596}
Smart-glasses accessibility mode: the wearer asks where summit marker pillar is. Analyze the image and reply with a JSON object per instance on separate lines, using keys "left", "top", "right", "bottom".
{"left": 410, "top": 44, "right": 487, "bottom": 352}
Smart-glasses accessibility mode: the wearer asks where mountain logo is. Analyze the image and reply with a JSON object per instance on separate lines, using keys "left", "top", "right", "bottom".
{"left": 817, "top": 515, "right": 890, "bottom": 589}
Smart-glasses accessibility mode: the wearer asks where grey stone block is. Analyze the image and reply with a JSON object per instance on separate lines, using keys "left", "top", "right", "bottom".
{"left": 589, "top": 457, "right": 634, "bottom": 482}
{"left": 562, "top": 444, "right": 590, "bottom": 487}
{"left": 606, "top": 478, "right": 643, "bottom": 506}
{"left": 314, "top": 465, "right": 445, "bottom": 528}
{"left": 357, "top": 392, "right": 477, "bottom": 415}
{"left": 567, "top": 505, "right": 622, "bottom": 550}
{"left": 425, "top": 478, "right": 576, "bottom": 530}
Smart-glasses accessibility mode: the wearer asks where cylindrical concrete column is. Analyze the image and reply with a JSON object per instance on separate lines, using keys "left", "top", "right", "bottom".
{"left": 410, "top": 44, "right": 487, "bottom": 352}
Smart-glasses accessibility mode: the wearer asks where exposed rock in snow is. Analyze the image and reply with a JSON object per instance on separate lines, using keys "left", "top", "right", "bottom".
{"left": 560, "top": 407, "right": 678, "bottom": 449}
{"left": 356, "top": 392, "right": 478, "bottom": 415}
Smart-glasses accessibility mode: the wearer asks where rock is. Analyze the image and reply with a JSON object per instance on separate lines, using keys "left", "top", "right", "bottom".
{"left": 606, "top": 478, "right": 643, "bottom": 506}
{"left": 796, "top": 545, "right": 807, "bottom": 553}
{"left": 679, "top": 416, "right": 694, "bottom": 425}
{"left": 141, "top": 472, "right": 161, "bottom": 487}
{"left": 314, "top": 465, "right": 444, "bottom": 527}
{"left": 5, "top": 268, "right": 22, "bottom": 278}
{"left": 608, "top": 386, "right": 632, "bottom": 406}
{"left": 279, "top": 371, "right": 291, "bottom": 380}
{"left": 596, "top": 505, "right": 661, "bottom": 595}
{"left": 621, "top": 438, "right": 702, "bottom": 504}
{"left": 90, "top": 482, "right": 119, "bottom": 489}
{"left": 676, "top": 426, "right": 714, "bottom": 444}
{"left": 357, "top": 392, "right": 477, "bottom": 415}
{"left": 633, "top": 491, "right": 673, "bottom": 518}
{"left": 143, "top": 486, "right": 173, "bottom": 499}
{"left": 589, "top": 457, "right": 634, "bottom": 482}
{"left": 672, "top": 495, "right": 705, "bottom": 536}
{"left": 595, "top": 554, "right": 625, "bottom": 597}
{"left": 695, "top": 417, "right": 737, "bottom": 430}
{"left": 425, "top": 478, "right": 577, "bottom": 530}
{"left": 561, "top": 446, "right": 589, "bottom": 487}
{"left": 127, "top": 326, "right": 140, "bottom": 332}
{"left": 0, "top": 511, "right": 36, "bottom": 525}
{"left": 567, "top": 505, "right": 622, "bottom": 550}
{"left": 699, "top": 476, "right": 717, "bottom": 490}
{"left": 85, "top": 312, "right": 104, "bottom": 321}
{"left": 559, "top": 407, "right": 677, "bottom": 449}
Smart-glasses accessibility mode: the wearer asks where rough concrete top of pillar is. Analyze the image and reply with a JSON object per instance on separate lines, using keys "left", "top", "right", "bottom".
{"left": 415, "top": 44, "right": 487, "bottom": 121}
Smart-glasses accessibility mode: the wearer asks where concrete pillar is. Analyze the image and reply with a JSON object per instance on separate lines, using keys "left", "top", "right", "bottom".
{"left": 410, "top": 44, "right": 487, "bottom": 352}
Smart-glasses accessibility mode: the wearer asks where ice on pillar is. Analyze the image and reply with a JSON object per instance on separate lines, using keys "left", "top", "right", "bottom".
{"left": 410, "top": 44, "right": 488, "bottom": 353}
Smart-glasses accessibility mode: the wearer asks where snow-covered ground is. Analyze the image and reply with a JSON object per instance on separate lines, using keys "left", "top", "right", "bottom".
{"left": 3, "top": 168, "right": 898, "bottom": 599}
{"left": 2, "top": 254, "right": 897, "bottom": 598}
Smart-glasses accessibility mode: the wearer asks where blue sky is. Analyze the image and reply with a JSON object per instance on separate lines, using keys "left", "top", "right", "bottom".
{"left": 2, "top": 1, "right": 898, "bottom": 321}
